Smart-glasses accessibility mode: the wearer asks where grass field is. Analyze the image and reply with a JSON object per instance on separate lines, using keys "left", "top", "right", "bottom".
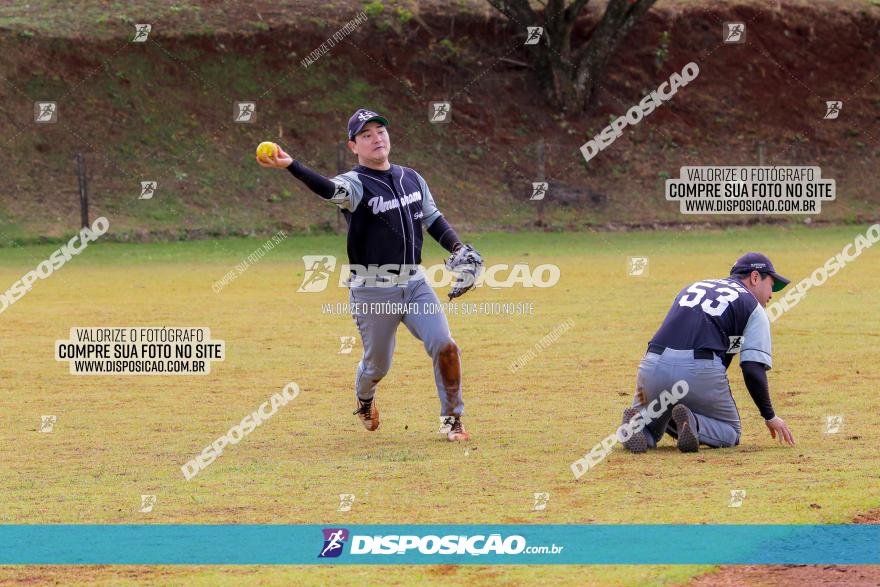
{"left": 0, "top": 225, "right": 878, "bottom": 585}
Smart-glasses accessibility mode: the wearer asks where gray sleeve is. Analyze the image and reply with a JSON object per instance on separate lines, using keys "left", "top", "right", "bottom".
{"left": 741, "top": 304, "right": 772, "bottom": 369}
{"left": 415, "top": 171, "right": 442, "bottom": 228}
{"left": 329, "top": 171, "right": 363, "bottom": 212}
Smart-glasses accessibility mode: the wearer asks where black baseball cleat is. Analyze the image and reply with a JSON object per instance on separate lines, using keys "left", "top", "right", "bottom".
{"left": 353, "top": 397, "right": 380, "bottom": 431}
{"left": 446, "top": 416, "right": 470, "bottom": 442}
{"left": 620, "top": 407, "right": 649, "bottom": 453}
{"left": 671, "top": 404, "right": 699, "bottom": 453}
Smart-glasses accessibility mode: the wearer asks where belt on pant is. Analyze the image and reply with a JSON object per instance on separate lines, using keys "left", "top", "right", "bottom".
{"left": 646, "top": 343, "right": 719, "bottom": 360}
{"left": 350, "top": 268, "right": 420, "bottom": 285}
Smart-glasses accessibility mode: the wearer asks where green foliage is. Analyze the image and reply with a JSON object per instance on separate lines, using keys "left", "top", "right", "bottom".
{"left": 438, "top": 38, "right": 460, "bottom": 60}
{"left": 364, "top": 1, "right": 385, "bottom": 18}
{"left": 655, "top": 31, "right": 671, "bottom": 66}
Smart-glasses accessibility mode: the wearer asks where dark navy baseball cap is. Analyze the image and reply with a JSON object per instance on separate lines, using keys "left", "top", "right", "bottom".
{"left": 730, "top": 252, "right": 790, "bottom": 292}
{"left": 347, "top": 108, "right": 389, "bottom": 140}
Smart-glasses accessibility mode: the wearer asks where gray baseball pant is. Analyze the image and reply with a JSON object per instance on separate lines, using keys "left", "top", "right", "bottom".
{"left": 349, "top": 276, "right": 463, "bottom": 416}
{"left": 631, "top": 348, "right": 741, "bottom": 448}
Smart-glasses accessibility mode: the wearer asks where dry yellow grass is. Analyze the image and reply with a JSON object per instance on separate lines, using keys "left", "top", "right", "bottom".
{"left": 0, "top": 225, "right": 877, "bottom": 585}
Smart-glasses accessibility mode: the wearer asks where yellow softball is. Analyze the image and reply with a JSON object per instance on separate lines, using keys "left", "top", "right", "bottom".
{"left": 256, "top": 141, "right": 279, "bottom": 161}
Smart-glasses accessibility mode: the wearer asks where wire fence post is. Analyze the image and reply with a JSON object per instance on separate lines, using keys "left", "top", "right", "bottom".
{"left": 76, "top": 153, "right": 89, "bottom": 229}
{"left": 536, "top": 138, "right": 545, "bottom": 227}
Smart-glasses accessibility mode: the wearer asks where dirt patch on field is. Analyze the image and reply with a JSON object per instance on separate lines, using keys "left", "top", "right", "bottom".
{"left": 688, "top": 565, "right": 880, "bottom": 587}
{"left": 685, "top": 508, "right": 880, "bottom": 587}
{"left": 853, "top": 509, "right": 880, "bottom": 524}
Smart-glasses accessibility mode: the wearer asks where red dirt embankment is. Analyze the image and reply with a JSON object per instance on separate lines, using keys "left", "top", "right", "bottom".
{"left": 0, "top": 0, "right": 877, "bottom": 241}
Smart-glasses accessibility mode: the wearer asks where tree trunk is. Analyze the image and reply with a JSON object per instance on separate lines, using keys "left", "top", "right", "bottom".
{"left": 543, "top": 2, "right": 579, "bottom": 110}
{"left": 488, "top": 0, "right": 659, "bottom": 112}
{"left": 539, "top": 34, "right": 578, "bottom": 110}
{"left": 570, "top": 0, "right": 658, "bottom": 110}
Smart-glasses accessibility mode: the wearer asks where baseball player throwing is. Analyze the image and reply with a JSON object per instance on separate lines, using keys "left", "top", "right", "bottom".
{"left": 621, "top": 252, "right": 796, "bottom": 453}
{"left": 257, "top": 109, "right": 480, "bottom": 441}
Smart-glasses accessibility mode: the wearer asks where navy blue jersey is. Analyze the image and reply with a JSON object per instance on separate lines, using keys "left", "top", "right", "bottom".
{"left": 649, "top": 277, "right": 773, "bottom": 369}
{"left": 329, "top": 164, "right": 441, "bottom": 269}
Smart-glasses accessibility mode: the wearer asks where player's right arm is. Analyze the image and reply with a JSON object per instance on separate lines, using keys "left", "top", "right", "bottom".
{"left": 256, "top": 147, "right": 361, "bottom": 211}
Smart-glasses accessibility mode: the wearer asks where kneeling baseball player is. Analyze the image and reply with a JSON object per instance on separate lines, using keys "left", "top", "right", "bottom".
{"left": 622, "top": 252, "right": 796, "bottom": 453}
{"left": 256, "top": 109, "right": 481, "bottom": 441}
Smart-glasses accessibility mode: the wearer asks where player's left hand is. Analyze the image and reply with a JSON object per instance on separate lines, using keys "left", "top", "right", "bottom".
{"left": 445, "top": 244, "right": 483, "bottom": 300}
{"left": 765, "top": 416, "right": 795, "bottom": 446}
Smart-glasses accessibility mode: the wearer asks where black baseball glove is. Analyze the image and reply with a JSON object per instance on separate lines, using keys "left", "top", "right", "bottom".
{"left": 445, "top": 244, "right": 483, "bottom": 300}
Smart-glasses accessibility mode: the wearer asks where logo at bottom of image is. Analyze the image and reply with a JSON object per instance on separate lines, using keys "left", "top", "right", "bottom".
{"left": 319, "top": 528, "right": 350, "bottom": 558}
{"left": 318, "top": 529, "right": 542, "bottom": 558}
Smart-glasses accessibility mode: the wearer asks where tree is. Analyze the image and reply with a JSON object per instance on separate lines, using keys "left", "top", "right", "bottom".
{"left": 487, "top": 0, "right": 658, "bottom": 112}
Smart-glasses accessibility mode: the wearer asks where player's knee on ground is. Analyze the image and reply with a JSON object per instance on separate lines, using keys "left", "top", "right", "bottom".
{"left": 703, "top": 435, "right": 739, "bottom": 449}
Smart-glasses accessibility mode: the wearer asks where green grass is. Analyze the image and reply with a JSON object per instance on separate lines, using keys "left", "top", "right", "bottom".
{"left": 0, "top": 201, "right": 29, "bottom": 245}
{"left": 0, "top": 226, "right": 878, "bottom": 584}
{"left": 0, "top": 224, "right": 865, "bottom": 263}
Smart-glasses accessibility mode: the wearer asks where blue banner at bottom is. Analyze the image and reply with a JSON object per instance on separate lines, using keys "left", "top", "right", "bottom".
{"left": 0, "top": 525, "right": 876, "bottom": 565}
